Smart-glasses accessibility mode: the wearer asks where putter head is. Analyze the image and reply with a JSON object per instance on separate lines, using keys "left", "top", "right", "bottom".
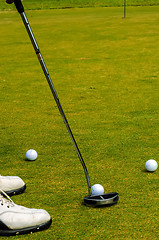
{"left": 84, "top": 192, "right": 119, "bottom": 207}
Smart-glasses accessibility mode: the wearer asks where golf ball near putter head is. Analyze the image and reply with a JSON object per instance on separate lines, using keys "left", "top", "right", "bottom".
{"left": 91, "top": 184, "right": 104, "bottom": 196}
{"left": 26, "top": 149, "right": 37, "bottom": 161}
{"left": 145, "top": 159, "right": 158, "bottom": 172}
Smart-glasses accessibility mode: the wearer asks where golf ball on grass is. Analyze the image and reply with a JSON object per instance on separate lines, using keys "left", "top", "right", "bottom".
{"left": 145, "top": 159, "right": 158, "bottom": 172}
{"left": 91, "top": 184, "right": 104, "bottom": 196}
{"left": 26, "top": 149, "right": 37, "bottom": 161}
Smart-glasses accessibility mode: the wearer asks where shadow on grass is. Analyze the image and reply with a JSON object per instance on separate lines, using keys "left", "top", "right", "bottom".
{"left": 24, "top": 158, "right": 36, "bottom": 162}
{"left": 141, "top": 169, "right": 155, "bottom": 173}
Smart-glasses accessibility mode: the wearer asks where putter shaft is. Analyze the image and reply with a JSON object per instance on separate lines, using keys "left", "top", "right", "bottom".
{"left": 19, "top": 10, "right": 91, "bottom": 194}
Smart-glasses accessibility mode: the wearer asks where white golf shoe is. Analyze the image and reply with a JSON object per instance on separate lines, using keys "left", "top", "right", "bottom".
{"left": 0, "top": 189, "right": 52, "bottom": 236}
{"left": 0, "top": 175, "right": 26, "bottom": 196}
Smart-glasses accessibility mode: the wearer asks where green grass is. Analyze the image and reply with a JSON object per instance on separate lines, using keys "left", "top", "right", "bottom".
{"left": 0, "top": 6, "right": 159, "bottom": 239}
{"left": 1, "top": 0, "right": 159, "bottom": 11}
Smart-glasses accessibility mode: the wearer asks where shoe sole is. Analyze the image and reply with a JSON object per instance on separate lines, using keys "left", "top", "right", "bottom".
{"left": 0, "top": 218, "right": 52, "bottom": 236}
{"left": 5, "top": 184, "right": 26, "bottom": 196}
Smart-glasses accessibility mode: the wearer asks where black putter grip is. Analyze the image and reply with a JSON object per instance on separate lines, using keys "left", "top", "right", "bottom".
{"left": 14, "top": 0, "right": 24, "bottom": 13}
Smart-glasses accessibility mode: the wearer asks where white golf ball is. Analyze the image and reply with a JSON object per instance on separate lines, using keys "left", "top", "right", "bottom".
{"left": 91, "top": 184, "right": 104, "bottom": 196}
{"left": 26, "top": 149, "right": 37, "bottom": 161}
{"left": 145, "top": 159, "right": 158, "bottom": 172}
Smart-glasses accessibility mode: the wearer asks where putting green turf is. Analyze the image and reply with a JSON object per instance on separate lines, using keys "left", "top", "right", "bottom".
{"left": 0, "top": 6, "right": 159, "bottom": 239}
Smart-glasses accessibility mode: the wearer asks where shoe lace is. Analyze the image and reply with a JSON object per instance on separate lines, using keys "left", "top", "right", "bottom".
{"left": 0, "top": 189, "right": 14, "bottom": 208}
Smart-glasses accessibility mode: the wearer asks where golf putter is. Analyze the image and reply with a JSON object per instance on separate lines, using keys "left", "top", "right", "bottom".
{"left": 7, "top": 0, "right": 119, "bottom": 207}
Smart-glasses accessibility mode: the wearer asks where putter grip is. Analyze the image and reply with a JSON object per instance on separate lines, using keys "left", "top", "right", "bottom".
{"left": 14, "top": 0, "right": 24, "bottom": 13}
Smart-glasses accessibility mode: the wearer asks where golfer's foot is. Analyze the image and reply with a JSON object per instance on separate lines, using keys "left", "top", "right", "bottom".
{"left": 0, "top": 175, "right": 26, "bottom": 196}
{"left": 0, "top": 189, "right": 52, "bottom": 236}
